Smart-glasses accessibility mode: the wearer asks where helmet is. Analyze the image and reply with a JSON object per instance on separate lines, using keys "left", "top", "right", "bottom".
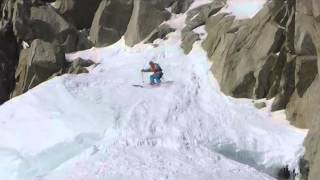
{"left": 149, "top": 61, "right": 154, "bottom": 65}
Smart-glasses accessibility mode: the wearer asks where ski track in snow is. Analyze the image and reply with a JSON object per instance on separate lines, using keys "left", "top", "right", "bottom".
{"left": 0, "top": 1, "right": 306, "bottom": 180}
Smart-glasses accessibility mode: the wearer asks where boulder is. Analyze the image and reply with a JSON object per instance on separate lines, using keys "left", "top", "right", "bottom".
{"left": 13, "top": 0, "right": 92, "bottom": 53}
{"left": 125, "top": 0, "right": 171, "bottom": 46}
{"left": 179, "top": 0, "right": 225, "bottom": 54}
{"left": 254, "top": 102, "right": 267, "bottom": 109}
{"left": 145, "top": 24, "right": 175, "bottom": 43}
{"left": 90, "top": 0, "right": 133, "bottom": 47}
{"left": 183, "top": 0, "right": 225, "bottom": 32}
{"left": 181, "top": 31, "right": 200, "bottom": 54}
{"left": 171, "top": 0, "right": 193, "bottom": 14}
{"left": 12, "top": 39, "right": 65, "bottom": 96}
{"left": 67, "top": 58, "right": 95, "bottom": 74}
{"left": 54, "top": 0, "right": 102, "bottom": 29}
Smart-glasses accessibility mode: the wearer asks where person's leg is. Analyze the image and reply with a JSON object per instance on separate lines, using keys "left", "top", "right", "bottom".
{"left": 155, "top": 75, "right": 161, "bottom": 84}
{"left": 150, "top": 75, "right": 156, "bottom": 85}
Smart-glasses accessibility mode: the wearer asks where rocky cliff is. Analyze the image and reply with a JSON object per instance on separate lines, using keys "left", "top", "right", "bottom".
{"left": 201, "top": 0, "right": 320, "bottom": 179}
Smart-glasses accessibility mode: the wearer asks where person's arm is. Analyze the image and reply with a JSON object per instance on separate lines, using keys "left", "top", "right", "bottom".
{"left": 141, "top": 68, "right": 151, "bottom": 72}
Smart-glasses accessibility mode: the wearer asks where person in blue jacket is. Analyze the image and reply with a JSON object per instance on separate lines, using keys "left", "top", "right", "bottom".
{"left": 141, "top": 61, "right": 163, "bottom": 85}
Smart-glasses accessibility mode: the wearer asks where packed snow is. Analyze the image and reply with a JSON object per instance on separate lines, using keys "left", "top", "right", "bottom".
{"left": 0, "top": 33, "right": 305, "bottom": 179}
{"left": 0, "top": 0, "right": 306, "bottom": 180}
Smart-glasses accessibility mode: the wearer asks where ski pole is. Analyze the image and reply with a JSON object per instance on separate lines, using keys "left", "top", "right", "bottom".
{"left": 141, "top": 71, "right": 145, "bottom": 84}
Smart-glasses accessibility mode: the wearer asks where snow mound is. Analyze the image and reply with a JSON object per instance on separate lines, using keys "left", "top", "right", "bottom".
{"left": 0, "top": 32, "right": 305, "bottom": 180}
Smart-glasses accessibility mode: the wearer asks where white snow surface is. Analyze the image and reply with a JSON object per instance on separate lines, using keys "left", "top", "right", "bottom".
{"left": 0, "top": 33, "right": 305, "bottom": 180}
{"left": 222, "top": 0, "right": 267, "bottom": 19}
{"left": 0, "top": 1, "right": 305, "bottom": 179}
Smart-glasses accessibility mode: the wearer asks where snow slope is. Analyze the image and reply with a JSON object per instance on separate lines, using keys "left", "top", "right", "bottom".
{"left": 0, "top": 33, "right": 305, "bottom": 180}
{"left": 0, "top": 1, "right": 306, "bottom": 180}
{"left": 222, "top": 0, "right": 267, "bottom": 19}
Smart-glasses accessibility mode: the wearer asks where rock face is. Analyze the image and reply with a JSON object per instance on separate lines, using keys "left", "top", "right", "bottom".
{"left": 90, "top": 0, "right": 133, "bottom": 47}
{"left": 200, "top": 0, "right": 320, "bottom": 179}
{"left": 0, "top": 0, "right": 96, "bottom": 100}
{"left": 124, "top": 0, "right": 171, "bottom": 46}
{"left": 54, "top": 0, "right": 102, "bottom": 29}
{"left": 181, "top": 0, "right": 225, "bottom": 54}
{"left": 171, "top": 0, "right": 193, "bottom": 14}
{"left": 12, "top": 39, "right": 65, "bottom": 97}
{"left": 297, "top": 0, "right": 320, "bottom": 20}
{"left": 0, "top": 0, "right": 19, "bottom": 104}
{"left": 13, "top": 0, "right": 92, "bottom": 53}
{"left": 285, "top": 56, "right": 318, "bottom": 128}
{"left": 294, "top": 0, "right": 320, "bottom": 180}
{"left": 203, "top": 2, "right": 287, "bottom": 99}
{"left": 145, "top": 24, "right": 175, "bottom": 44}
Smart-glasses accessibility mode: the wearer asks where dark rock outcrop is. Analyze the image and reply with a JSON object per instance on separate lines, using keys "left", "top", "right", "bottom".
{"left": 124, "top": 0, "right": 171, "bottom": 46}
{"left": 145, "top": 24, "right": 175, "bottom": 43}
{"left": 13, "top": 0, "right": 92, "bottom": 53}
{"left": 171, "top": 0, "right": 193, "bottom": 14}
{"left": 0, "top": 0, "right": 19, "bottom": 104}
{"left": 181, "top": 31, "right": 200, "bottom": 54}
{"left": 66, "top": 58, "right": 95, "bottom": 74}
{"left": 254, "top": 102, "right": 267, "bottom": 109}
{"left": 90, "top": 0, "right": 133, "bottom": 47}
{"left": 12, "top": 39, "right": 65, "bottom": 97}
{"left": 54, "top": 0, "right": 102, "bottom": 30}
